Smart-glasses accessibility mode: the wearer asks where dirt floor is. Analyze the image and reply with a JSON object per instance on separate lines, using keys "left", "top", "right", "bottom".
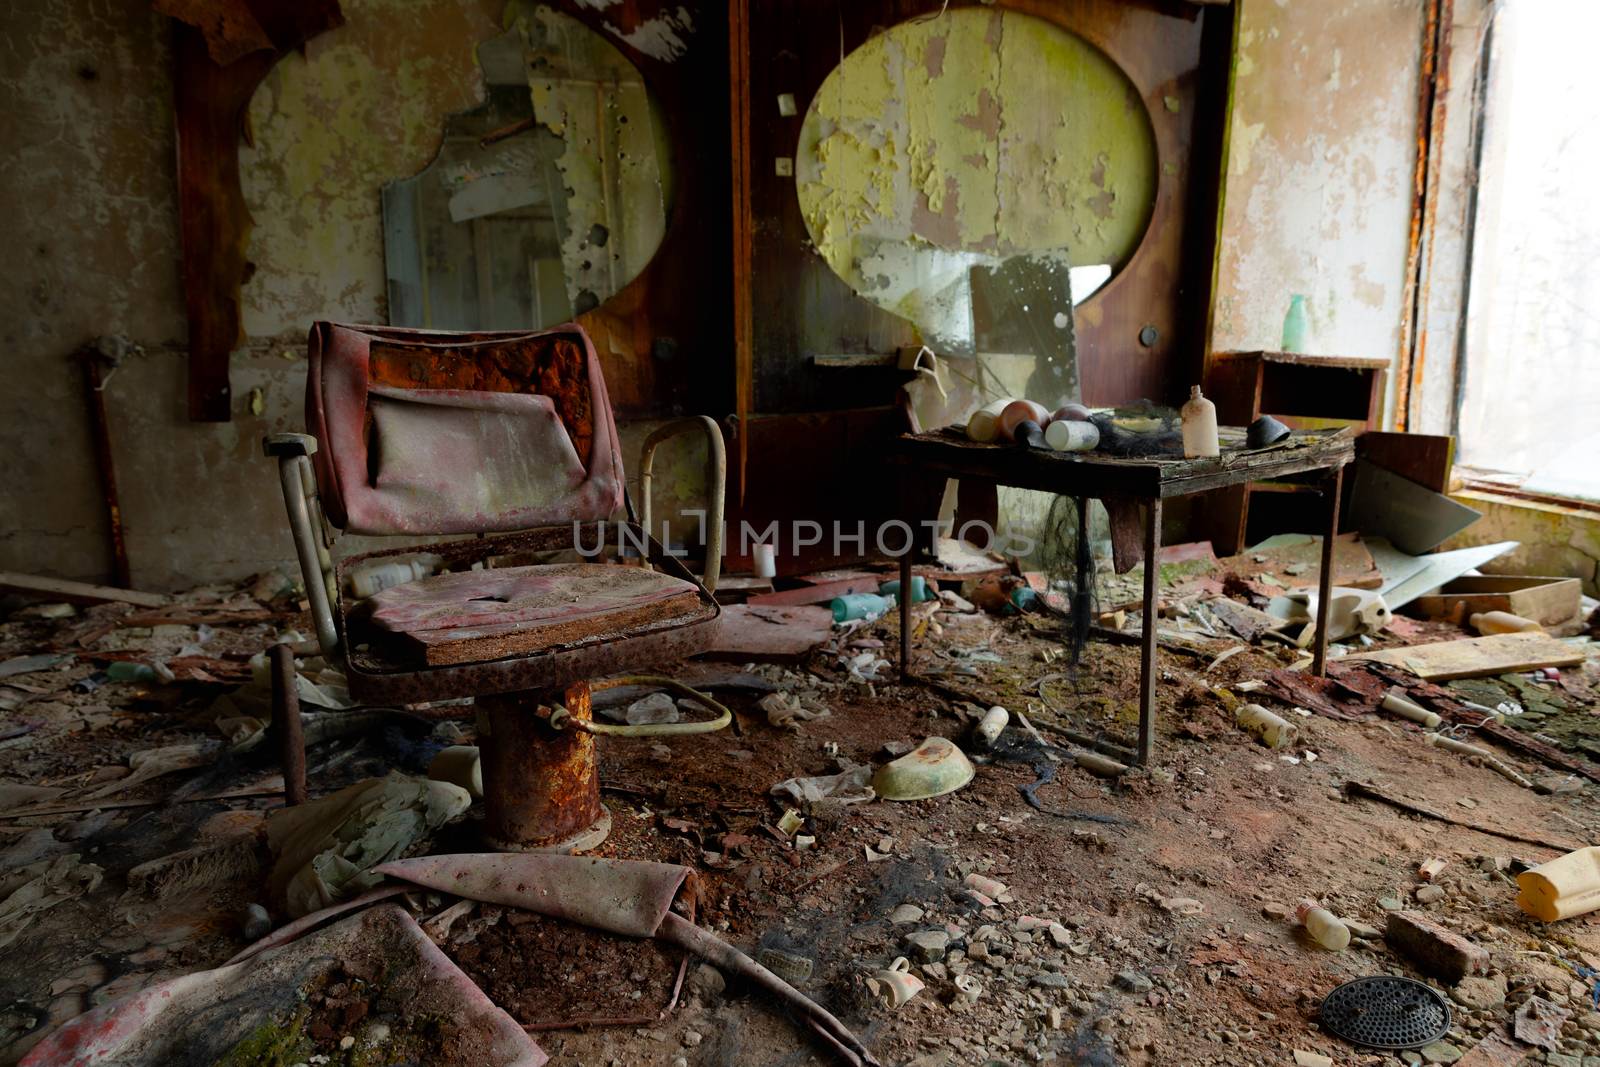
{"left": 1, "top": 574, "right": 1598, "bottom": 1067}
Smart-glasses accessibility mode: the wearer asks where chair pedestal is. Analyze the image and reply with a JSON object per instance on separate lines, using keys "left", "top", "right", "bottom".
{"left": 478, "top": 682, "right": 611, "bottom": 853}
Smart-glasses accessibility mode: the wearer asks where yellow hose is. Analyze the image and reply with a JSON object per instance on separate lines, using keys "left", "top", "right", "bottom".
{"left": 549, "top": 675, "right": 732, "bottom": 737}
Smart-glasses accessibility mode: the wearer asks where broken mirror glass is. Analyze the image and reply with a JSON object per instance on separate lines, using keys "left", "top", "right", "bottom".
{"left": 383, "top": 4, "right": 672, "bottom": 330}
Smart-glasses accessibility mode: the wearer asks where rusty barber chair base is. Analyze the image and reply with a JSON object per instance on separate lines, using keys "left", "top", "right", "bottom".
{"left": 478, "top": 683, "right": 612, "bottom": 853}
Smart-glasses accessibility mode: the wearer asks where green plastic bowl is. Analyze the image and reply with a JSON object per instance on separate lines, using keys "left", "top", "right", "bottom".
{"left": 872, "top": 737, "right": 975, "bottom": 801}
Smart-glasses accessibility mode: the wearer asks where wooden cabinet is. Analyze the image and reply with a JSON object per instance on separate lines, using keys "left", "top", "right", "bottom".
{"left": 1197, "top": 350, "right": 1388, "bottom": 554}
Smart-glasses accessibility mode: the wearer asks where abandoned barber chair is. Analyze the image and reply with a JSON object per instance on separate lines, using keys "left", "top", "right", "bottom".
{"left": 263, "top": 322, "right": 727, "bottom": 852}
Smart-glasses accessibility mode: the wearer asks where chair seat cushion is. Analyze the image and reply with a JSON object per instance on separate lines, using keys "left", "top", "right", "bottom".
{"left": 355, "top": 563, "right": 703, "bottom": 667}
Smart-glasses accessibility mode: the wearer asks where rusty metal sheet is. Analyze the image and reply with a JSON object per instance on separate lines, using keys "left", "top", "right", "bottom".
{"left": 367, "top": 334, "right": 595, "bottom": 465}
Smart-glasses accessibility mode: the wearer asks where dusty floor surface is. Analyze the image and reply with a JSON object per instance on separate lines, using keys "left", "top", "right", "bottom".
{"left": 0, "top": 576, "right": 1598, "bottom": 1067}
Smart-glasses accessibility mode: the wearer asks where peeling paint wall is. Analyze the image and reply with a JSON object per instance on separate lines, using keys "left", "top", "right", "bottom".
{"left": 512, "top": 1, "right": 669, "bottom": 315}
{"left": 1211, "top": 0, "right": 1424, "bottom": 427}
{"left": 794, "top": 7, "right": 1155, "bottom": 347}
{"left": 1412, "top": 0, "right": 1493, "bottom": 435}
{"left": 378, "top": 6, "right": 670, "bottom": 331}
{"left": 1443, "top": 492, "right": 1600, "bottom": 598}
{"left": 240, "top": 0, "right": 504, "bottom": 337}
{"left": 1, "top": 0, "right": 610, "bottom": 591}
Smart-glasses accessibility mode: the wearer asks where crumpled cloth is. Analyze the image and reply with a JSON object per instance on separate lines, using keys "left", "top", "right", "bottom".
{"left": 267, "top": 772, "right": 471, "bottom": 917}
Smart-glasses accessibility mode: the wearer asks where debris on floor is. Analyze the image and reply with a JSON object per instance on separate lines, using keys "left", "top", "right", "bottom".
{"left": 0, "top": 555, "right": 1597, "bottom": 1067}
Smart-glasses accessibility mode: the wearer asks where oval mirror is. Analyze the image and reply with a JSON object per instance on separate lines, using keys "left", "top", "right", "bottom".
{"left": 796, "top": 8, "right": 1155, "bottom": 356}
{"left": 383, "top": 3, "right": 672, "bottom": 330}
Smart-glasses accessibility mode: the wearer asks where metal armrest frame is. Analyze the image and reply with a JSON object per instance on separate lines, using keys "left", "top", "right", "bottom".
{"left": 639, "top": 416, "right": 725, "bottom": 594}
{"left": 263, "top": 433, "right": 340, "bottom": 659}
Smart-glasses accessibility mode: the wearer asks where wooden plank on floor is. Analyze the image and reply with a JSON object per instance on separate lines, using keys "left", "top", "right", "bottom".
{"left": 0, "top": 572, "right": 167, "bottom": 608}
{"left": 700, "top": 604, "right": 833, "bottom": 662}
{"left": 747, "top": 575, "right": 883, "bottom": 607}
{"left": 1216, "top": 532, "right": 1382, "bottom": 590}
{"left": 1347, "top": 631, "right": 1587, "bottom": 681}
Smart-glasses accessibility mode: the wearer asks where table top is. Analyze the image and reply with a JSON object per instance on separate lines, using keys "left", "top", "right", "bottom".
{"left": 888, "top": 425, "right": 1355, "bottom": 500}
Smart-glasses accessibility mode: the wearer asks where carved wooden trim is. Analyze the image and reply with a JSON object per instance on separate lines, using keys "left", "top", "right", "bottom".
{"left": 161, "top": 0, "right": 344, "bottom": 421}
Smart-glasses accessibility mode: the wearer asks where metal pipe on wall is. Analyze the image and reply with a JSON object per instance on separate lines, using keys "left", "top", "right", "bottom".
{"left": 76, "top": 337, "right": 134, "bottom": 588}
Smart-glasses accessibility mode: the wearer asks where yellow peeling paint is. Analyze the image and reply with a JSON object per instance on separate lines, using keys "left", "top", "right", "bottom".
{"left": 795, "top": 8, "right": 1156, "bottom": 310}
{"left": 1229, "top": 114, "right": 1266, "bottom": 176}
{"left": 506, "top": 2, "right": 668, "bottom": 312}
{"left": 239, "top": 0, "right": 504, "bottom": 336}
{"left": 1236, "top": 29, "right": 1258, "bottom": 78}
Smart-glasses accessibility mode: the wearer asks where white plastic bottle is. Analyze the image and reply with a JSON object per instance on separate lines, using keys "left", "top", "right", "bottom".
{"left": 1469, "top": 611, "right": 1544, "bottom": 635}
{"left": 974, "top": 705, "right": 1010, "bottom": 747}
{"left": 966, "top": 399, "right": 1016, "bottom": 443}
{"left": 1045, "top": 419, "right": 1100, "bottom": 452}
{"left": 347, "top": 556, "right": 440, "bottom": 599}
{"left": 1235, "top": 703, "right": 1298, "bottom": 749}
{"left": 1180, "top": 386, "right": 1219, "bottom": 458}
{"left": 1296, "top": 900, "right": 1350, "bottom": 951}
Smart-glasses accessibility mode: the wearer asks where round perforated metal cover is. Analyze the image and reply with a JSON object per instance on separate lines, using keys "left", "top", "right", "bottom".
{"left": 1320, "top": 976, "right": 1452, "bottom": 1050}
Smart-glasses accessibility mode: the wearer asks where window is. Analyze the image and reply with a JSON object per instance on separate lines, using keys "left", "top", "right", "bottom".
{"left": 1457, "top": 0, "right": 1600, "bottom": 503}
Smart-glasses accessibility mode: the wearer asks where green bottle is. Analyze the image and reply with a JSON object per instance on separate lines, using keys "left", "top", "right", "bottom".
{"left": 106, "top": 661, "right": 159, "bottom": 683}
{"left": 1282, "top": 294, "right": 1310, "bottom": 352}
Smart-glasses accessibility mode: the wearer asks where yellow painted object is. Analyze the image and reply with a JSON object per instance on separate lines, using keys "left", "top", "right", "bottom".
{"left": 1235, "top": 703, "right": 1298, "bottom": 750}
{"left": 1295, "top": 900, "right": 1350, "bottom": 951}
{"left": 872, "top": 737, "right": 975, "bottom": 801}
{"left": 1517, "top": 846, "right": 1600, "bottom": 921}
{"left": 966, "top": 399, "right": 1015, "bottom": 443}
{"left": 1469, "top": 610, "right": 1544, "bottom": 635}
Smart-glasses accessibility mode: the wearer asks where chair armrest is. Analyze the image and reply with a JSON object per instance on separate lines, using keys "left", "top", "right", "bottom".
{"left": 261, "top": 434, "right": 340, "bottom": 659}
{"left": 639, "top": 416, "right": 725, "bottom": 594}
{"left": 262, "top": 432, "right": 318, "bottom": 458}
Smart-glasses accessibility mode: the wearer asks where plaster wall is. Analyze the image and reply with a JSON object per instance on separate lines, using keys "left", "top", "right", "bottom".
{"left": 0, "top": 0, "right": 184, "bottom": 585}
{"left": 1211, "top": 0, "right": 1424, "bottom": 429}
{"left": 1, "top": 0, "right": 1452, "bottom": 590}
{"left": 0, "top": 0, "right": 707, "bottom": 592}
{"left": 1443, "top": 492, "right": 1600, "bottom": 598}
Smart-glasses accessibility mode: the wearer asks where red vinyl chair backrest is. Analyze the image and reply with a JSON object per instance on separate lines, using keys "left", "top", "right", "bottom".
{"left": 305, "top": 322, "right": 624, "bottom": 536}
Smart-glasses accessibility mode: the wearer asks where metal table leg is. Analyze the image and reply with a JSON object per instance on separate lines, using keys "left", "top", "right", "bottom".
{"left": 269, "top": 642, "right": 306, "bottom": 807}
{"left": 898, "top": 549, "right": 914, "bottom": 682}
{"left": 1312, "top": 465, "right": 1345, "bottom": 677}
{"left": 1073, "top": 496, "right": 1089, "bottom": 665}
{"left": 1138, "top": 498, "right": 1162, "bottom": 765}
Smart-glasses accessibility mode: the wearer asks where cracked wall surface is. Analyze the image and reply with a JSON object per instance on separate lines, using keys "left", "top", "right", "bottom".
{"left": 0, "top": 0, "right": 535, "bottom": 591}
{"left": 381, "top": 3, "right": 669, "bottom": 330}
{"left": 239, "top": 0, "right": 503, "bottom": 338}
{"left": 1444, "top": 492, "right": 1600, "bottom": 598}
{"left": 2, "top": 0, "right": 1578, "bottom": 591}
{"left": 1210, "top": 0, "right": 1423, "bottom": 428}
